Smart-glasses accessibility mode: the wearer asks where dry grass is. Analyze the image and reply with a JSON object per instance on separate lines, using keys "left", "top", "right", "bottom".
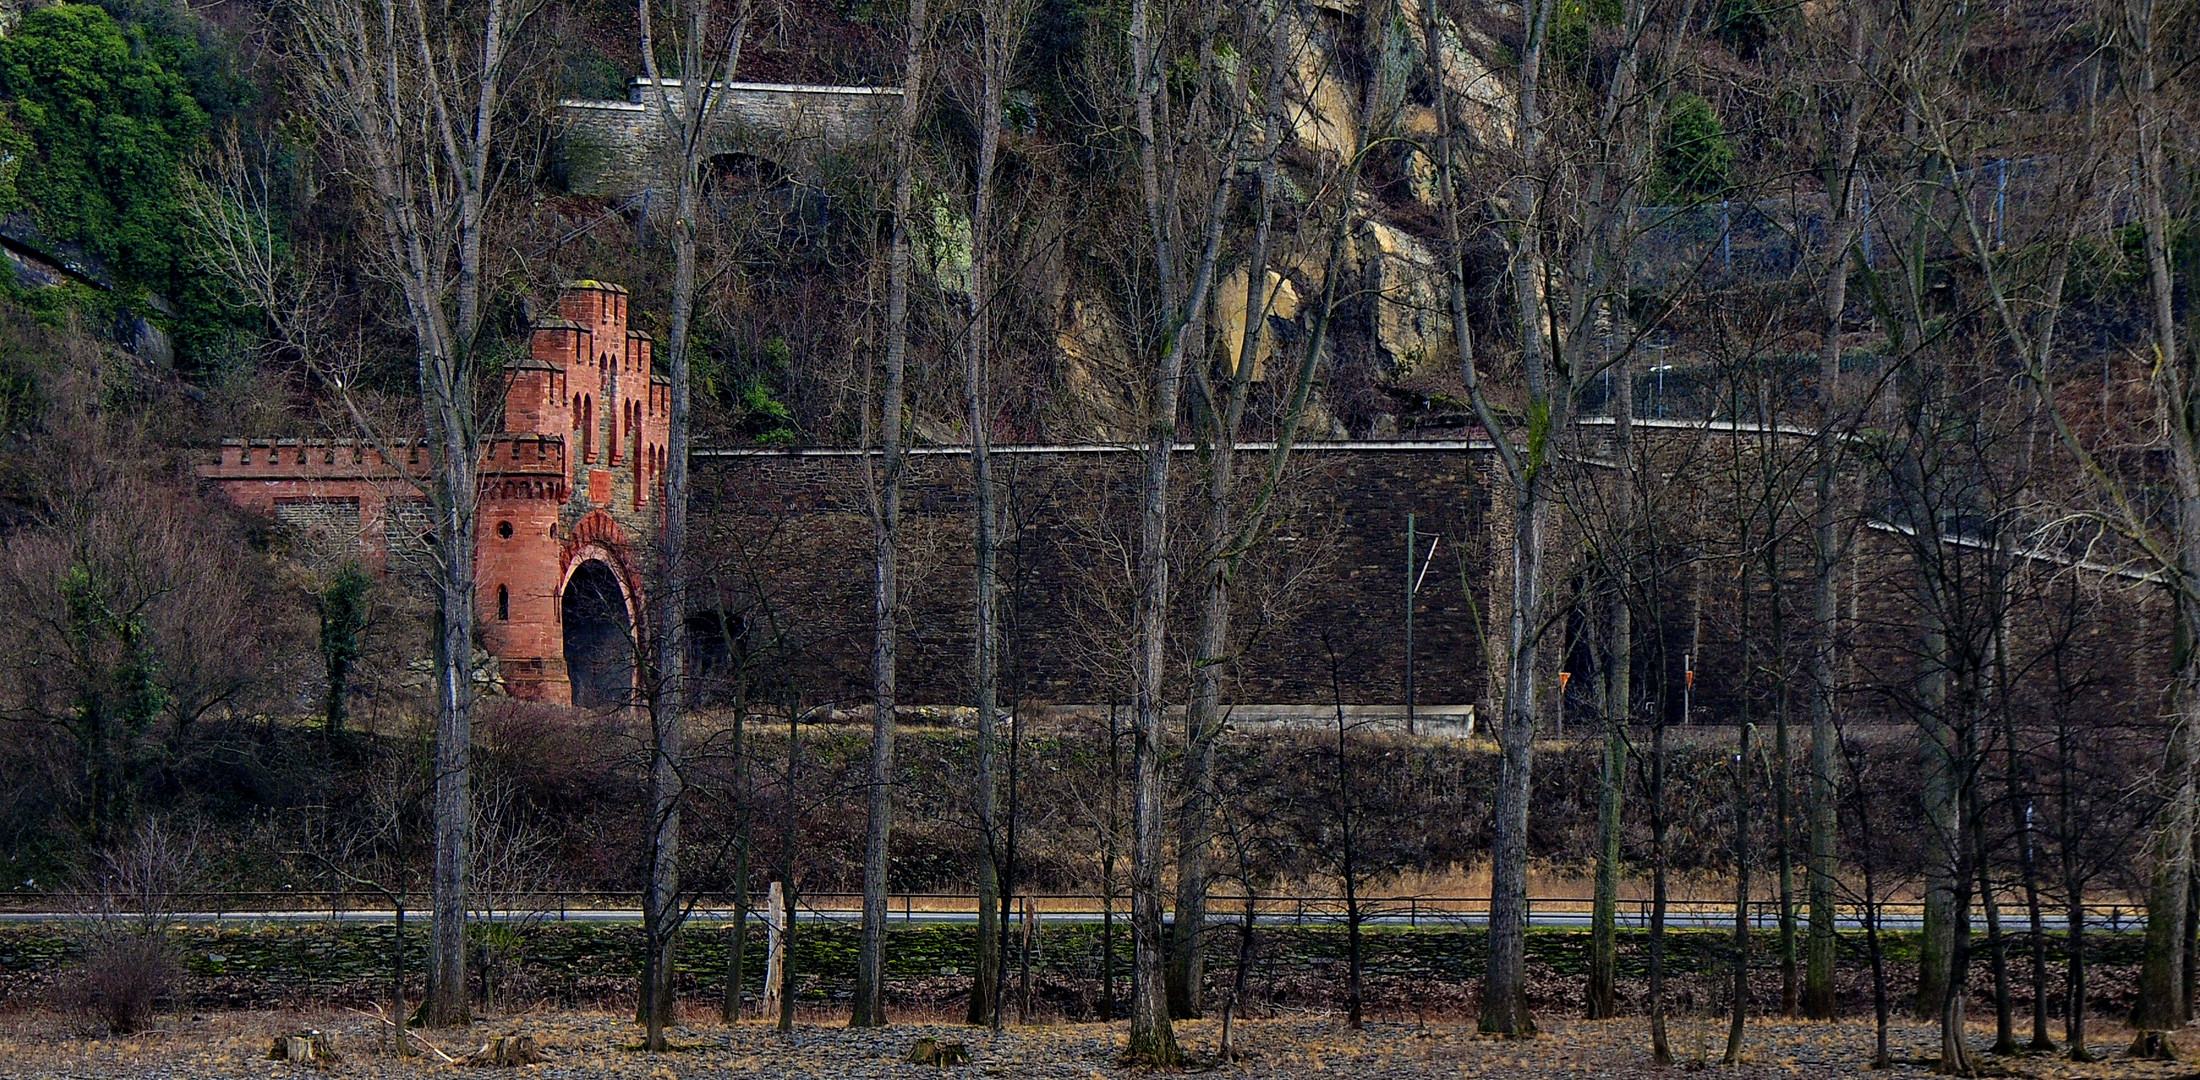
{"left": 0, "top": 1004, "right": 2194, "bottom": 1078}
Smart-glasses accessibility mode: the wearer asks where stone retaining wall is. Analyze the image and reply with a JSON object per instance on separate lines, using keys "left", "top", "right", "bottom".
{"left": 559, "top": 80, "right": 901, "bottom": 197}
{"left": 691, "top": 442, "right": 1502, "bottom": 711}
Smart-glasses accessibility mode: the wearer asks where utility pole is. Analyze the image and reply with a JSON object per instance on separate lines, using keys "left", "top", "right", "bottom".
{"left": 1404, "top": 515, "right": 1440, "bottom": 736}
{"left": 1405, "top": 513, "right": 1416, "bottom": 735}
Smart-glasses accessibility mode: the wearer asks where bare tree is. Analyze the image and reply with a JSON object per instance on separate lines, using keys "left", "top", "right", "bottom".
{"left": 1121, "top": 0, "right": 1253, "bottom": 1058}
{"left": 64, "top": 819, "right": 199, "bottom": 1035}
{"left": 1425, "top": 0, "right": 1695, "bottom": 1033}
{"left": 631, "top": 0, "right": 755, "bottom": 1049}
{"left": 2117, "top": 0, "right": 2196, "bottom": 1047}
{"left": 1804, "top": 0, "right": 1871, "bottom": 1020}
{"left": 291, "top": 0, "right": 535, "bottom": 1024}
{"left": 289, "top": 742, "right": 429, "bottom": 1054}
{"left": 1588, "top": 324, "right": 1636, "bottom": 1022}
{"left": 851, "top": 0, "right": 926, "bottom": 1032}
{"left": 961, "top": 0, "right": 1029, "bottom": 1027}
{"left": 1169, "top": 0, "right": 1395, "bottom": 1019}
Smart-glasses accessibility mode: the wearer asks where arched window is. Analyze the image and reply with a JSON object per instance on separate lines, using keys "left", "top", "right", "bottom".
{"left": 497, "top": 584, "right": 510, "bottom": 621}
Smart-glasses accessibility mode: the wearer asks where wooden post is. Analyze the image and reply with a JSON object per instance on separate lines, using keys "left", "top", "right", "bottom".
{"left": 1020, "top": 894, "right": 1038, "bottom": 1021}
{"left": 762, "top": 880, "right": 787, "bottom": 1020}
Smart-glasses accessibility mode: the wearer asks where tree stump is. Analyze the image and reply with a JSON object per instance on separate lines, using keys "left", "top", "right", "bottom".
{"left": 464, "top": 1033, "right": 545, "bottom": 1067}
{"left": 2128, "top": 1030, "right": 2179, "bottom": 1061}
{"left": 266, "top": 1030, "right": 341, "bottom": 1065}
{"left": 906, "top": 1037, "right": 970, "bottom": 1066}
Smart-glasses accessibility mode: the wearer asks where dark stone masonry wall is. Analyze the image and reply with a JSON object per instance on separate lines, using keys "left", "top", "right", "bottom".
{"left": 691, "top": 443, "right": 1501, "bottom": 710}
{"left": 558, "top": 82, "right": 902, "bottom": 198}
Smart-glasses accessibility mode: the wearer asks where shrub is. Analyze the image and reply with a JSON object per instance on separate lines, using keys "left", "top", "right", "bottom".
{"left": 0, "top": 2, "right": 256, "bottom": 364}
{"left": 60, "top": 933, "right": 179, "bottom": 1034}
{"left": 0, "top": 5, "right": 207, "bottom": 289}
{"left": 1653, "top": 93, "right": 1736, "bottom": 202}
{"left": 57, "top": 818, "right": 197, "bottom": 1033}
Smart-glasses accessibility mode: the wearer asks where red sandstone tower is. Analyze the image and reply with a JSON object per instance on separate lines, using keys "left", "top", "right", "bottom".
{"left": 202, "top": 281, "right": 668, "bottom": 707}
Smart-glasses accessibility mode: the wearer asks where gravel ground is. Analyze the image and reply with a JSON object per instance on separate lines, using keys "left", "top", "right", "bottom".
{"left": 1, "top": 1007, "right": 2195, "bottom": 1078}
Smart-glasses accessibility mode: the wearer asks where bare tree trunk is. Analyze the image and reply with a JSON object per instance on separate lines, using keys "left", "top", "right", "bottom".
{"left": 1773, "top": 640, "right": 1796, "bottom": 1020}
{"left": 1590, "top": 353, "right": 1631, "bottom": 1021}
{"left": 1122, "top": 0, "right": 1176, "bottom": 1055}
{"left": 2133, "top": 670, "right": 2198, "bottom": 1053}
{"left": 1102, "top": 703, "right": 1121, "bottom": 1023}
{"left": 293, "top": 0, "right": 529, "bottom": 1024}
{"left": 961, "top": 0, "right": 1014, "bottom": 1027}
{"left": 722, "top": 679, "right": 751, "bottom": 1024}
{"left": 1917, "top": 628, "right": 1958, "bottom": 1022}
{"left": 1329, "top": 640, "right": 1366, "bottom": 1031}
{"left": 2020, "top": 801, "right": 2053, "bottom": 1050}
{"left": 632, "top": 2, "right": 754, "bottom": 1046}
{"left": 1484, "top": 483, "right": 1547, "bottom": 1037}
{"left": 1843, "top": 728, "right": 1892, "bottom": 1068}
{"left": 1122, "top": 0, "right": 1239, "bottom": 1060}
{"left": 1650, "top": 675, "right": 1672, "bottom": 1065}
{"left": 1979, "top": 812, "right": 2018, "bottom": 1056}
{"left": 2185, "top": 836, "right": 2199, "bottom": 1024}
{"left": 1725, "top": 539, "right": 1757, "bottom": 1065}
{"left": 2129, "top": 0, "right": 2199, "bottom": 1047}
{"left": 852, "top": 0, "right": 925, "bottom": 1031}
{"left": 2067, "top": 882, "right": 2092, "bottom": 1059}
{"left": 1724, "top": 705, "right": 1753, "bottom": 1064}
{"left": 1939, "top": 774, "right": 1974, "bottom": 1076}
{"left": 998, "top": 700, "right": 1023, "bottom": 1031}
{"left": 1994, "top": 635, "right": 2058, "bottom": 1052}
{"left": 1805, "top": 0, "right": 1868, "bottom": 1021}
{"left": 428, "top": 500, "right": 475, "bottom": 1029}
{"left": 1776, "top": 707, "right": 1797, "bottom": 1019}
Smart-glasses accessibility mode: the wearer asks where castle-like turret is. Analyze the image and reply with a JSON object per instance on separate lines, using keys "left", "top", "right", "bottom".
{"left": 202, "top": 281, "right": 664, "bottom": 707}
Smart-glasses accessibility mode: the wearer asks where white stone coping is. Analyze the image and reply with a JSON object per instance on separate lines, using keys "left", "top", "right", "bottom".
{"left": 557, "top": 81, "right": 903, "bottom": 111}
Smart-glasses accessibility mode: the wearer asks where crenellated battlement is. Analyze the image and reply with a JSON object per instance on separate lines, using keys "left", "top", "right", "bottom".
{"left": 210, "top": 437, "right": 422, "bottom": 476}
{"left": 208, "top": 435, "right": 570, "bottom": 481}
{"left": 479, "top": 434, "right": 569, "bottom": 476}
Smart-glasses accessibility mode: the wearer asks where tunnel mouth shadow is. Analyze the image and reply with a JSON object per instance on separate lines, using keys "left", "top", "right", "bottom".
{"left": 563, "top": 559, "right": 633, "bottom": 708}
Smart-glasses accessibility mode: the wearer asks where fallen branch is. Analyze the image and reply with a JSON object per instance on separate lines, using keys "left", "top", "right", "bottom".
{"left": 356, "top": 1005, "right": 457, "bottom": 1063}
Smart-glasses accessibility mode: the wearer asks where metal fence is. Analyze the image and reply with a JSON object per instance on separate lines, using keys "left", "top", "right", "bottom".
{"left": 1630, "top": 156, "right": 2129, "bottom": 294}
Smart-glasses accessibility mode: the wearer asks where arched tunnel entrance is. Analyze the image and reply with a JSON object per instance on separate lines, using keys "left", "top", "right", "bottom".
{"left": 562, "top": 559, "right": 634, "bottom": 708}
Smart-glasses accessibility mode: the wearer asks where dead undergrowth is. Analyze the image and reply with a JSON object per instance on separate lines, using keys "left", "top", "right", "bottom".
{"left": 0, "top": 1006, "right": 2197, "bottom": 1078}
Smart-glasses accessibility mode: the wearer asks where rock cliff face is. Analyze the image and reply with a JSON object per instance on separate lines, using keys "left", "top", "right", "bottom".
{"left": 550, "top": 3, "right": 1515, "bottom": 444}
{"left": 1041, "top": 0, "right": 1514, "bottom": 440}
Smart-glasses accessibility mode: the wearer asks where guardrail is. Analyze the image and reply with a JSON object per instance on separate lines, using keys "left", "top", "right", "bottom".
{"left": 0, "top": 891, "right": 2150, "bottom": 932}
